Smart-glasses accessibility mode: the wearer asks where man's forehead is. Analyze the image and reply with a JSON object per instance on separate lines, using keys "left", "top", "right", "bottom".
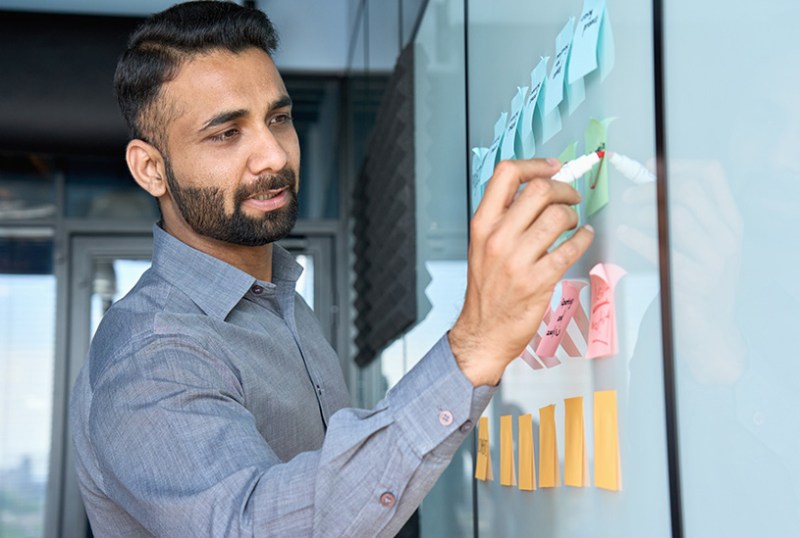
{"left": 160, "top": 48, "right": 287, "bottom": 127}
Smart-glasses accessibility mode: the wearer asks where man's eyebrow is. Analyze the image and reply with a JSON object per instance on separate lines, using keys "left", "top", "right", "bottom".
{"left": 197, "top": 97, "right": 292, "bottom": 134}
{"left": 271, "top": 95, "right": 293, "bottom": 110}
{"left": 198, "top": 109, "right": 248, "bottom": 133}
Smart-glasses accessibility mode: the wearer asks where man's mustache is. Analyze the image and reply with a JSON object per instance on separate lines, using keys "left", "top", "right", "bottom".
{"left": 236, "top": 169, "right": 296, "bottom": 200}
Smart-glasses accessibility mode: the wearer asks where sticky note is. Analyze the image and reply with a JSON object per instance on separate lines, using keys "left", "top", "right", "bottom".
{"left": 564, "top": 396, "right": 589, "bottom": 487}
{"left": 568, "top": 0, "right": 615, "bottom": 84}
{"left": 518, "top": 414, "right": 536, "bottom": 491}
{"left": 500, "top": 415, "right": 517, "bottom": 487}
{"left": 536, "top": 280, "right": 588, "bottom": 358}
{"left": 519, "top": 305, "right": 561, "bottom": 370}
{"left": 560, "top": 283, "right": 590, "bottom": 357}
{"left": 543, "top": 19, "right": 575, "bottom": 114}
{"left": 538, "top": 404, "right": 560, "bottom": 487}
{"left": 535, "top": 61, "right": 562, "bottom": 144}
{"left": 475, "top": 416, "right": 493, "bottom": 481}
{"left": 584, "top": 117, "right": 614, "bottom": 216}
{"left": 519, "top": 57, "right": 548, "bottom": 159}
{"left": 550, "top": 141, "right": 582, "bottom": 248}
{"left": 521, "top": 345, "right": 545, "bottom": 370}
{"left": 500, "top": 87, "right": 527, "bottom": 161}
{"left": 587, "top": 263, "right": 626, "bottom": 359}
{"left": 479, "top": 113, "right": 508, "bottom": 186}
{"left": 594, "top": 390, "right": 621, "bottom": 491}
{"left": 470, "top": 147, "right": 489, "bottom": 213}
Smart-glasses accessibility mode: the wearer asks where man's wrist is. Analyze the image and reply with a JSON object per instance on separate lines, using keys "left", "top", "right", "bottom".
{"left": 447, "top": 327, "right": 503, "bottom": 388}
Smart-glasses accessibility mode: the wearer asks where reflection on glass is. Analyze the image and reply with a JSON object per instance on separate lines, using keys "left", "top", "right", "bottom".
{"left": 0, "top": 154, "right": 56, "bottom": 221}
{"left": 665, "top": 2, "right": 800, "bottom": 535}
{"left": 64, "top": 157, "right": 158, "bottom": 220}
{"left": 0, "top": 236, "right": 55, "bottom": 538}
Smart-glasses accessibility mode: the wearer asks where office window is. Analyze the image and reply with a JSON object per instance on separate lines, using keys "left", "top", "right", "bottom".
{"left": 0, "top": 233, "right": 55, "bottom": 538}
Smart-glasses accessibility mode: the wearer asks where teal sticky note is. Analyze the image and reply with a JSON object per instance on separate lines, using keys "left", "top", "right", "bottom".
{"left": 564, "top": 20, "right": 586, "bottom": 113}
{"left": 471, "top": 147, "right": 489, "bottom": 185}
{"left": 598, "top": 5, "right": 615, "bottom": 80}
{"left": 479, "top": 112, "right": 508, "bottom": 186}
{"left": 569, "top": 0, "right": 613, "bottom": 84}
{"left": 536, "top": 79, "right": 563, "bottom": 144}
{"left": 519, "top": 57, "right": 548, "bottom": 159}
{"left": 543, "top": 18, "right": 576, "bottom": 115}
{"left": 500, "top": 87, "right": 527, "bottom": 161}
{"left": 471, "top": 146, "right": 489, "bottom": 213}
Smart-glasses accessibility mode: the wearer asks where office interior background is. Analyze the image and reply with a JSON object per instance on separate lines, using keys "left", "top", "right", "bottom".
{"left": 1, "top": 0, "right": 799, "bottom": 537}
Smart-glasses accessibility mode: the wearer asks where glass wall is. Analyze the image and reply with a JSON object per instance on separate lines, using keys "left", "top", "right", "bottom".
{"left": 663, "top": 1, "right": 800, "bottom": 535}
{"left": 370, "top": 0, "right": 473, "bottom": 535}
{"left": 465, "top": 0, "right": 671, "bottom": 535}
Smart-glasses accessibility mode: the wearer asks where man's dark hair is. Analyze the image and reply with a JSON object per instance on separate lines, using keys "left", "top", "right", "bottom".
{"left": 114, "top": 0, "right": 279, "bottom": 151}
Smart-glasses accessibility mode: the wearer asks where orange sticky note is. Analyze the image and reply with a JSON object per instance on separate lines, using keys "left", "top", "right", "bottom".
{"left": 475, "top": 416, "right": 493, "bottom": 481}
{"left": 594, "top": 390, "right": 622, "bottom": 491}
{"left": 518, "top": 414, "right": 536, "bottom": 491}
{"left": 564, "top": 396, "right": 589, "bottom": 487}
{"left": 538, "top": 404, "right": 560, "bottom": 487}
{"left": 500, "top": 415, "right": 517, "bottom": 486}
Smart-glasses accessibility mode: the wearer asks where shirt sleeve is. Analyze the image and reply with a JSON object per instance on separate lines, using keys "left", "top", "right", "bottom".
{"left": 87, "top": 333, "right": 495, "bottom": 537}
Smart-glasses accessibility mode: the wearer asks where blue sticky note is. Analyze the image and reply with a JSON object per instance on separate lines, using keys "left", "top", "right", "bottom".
{"left": 479, "top": 112, "right": 508, "bottom": 186}
{"left": 543, "top": 18, "right": 575, "bottom": 114}
{"left": 471, "top": 147, "right": 489, "bottom": 213}
{"left": 536, "top": 79, "right": 563, "bottom": 143}
{"left": 568, "top": 0, "right": 614, "bottom": 84}
{"left": 563, "top": 21, "right": 586, "bottom": 112}
{"left": 500, "top": 87, "right": 527, "bottom": 161}
{"left": 598, "top": 6, "right": 615, "bottom": 80}
{"left": 518, "top": 57, "right": 548, "bottom": 159}
{"left": 471, "top": 147, "right": 488, "bottom": 190}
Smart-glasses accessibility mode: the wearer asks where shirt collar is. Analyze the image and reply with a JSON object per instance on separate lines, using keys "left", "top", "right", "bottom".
{"left": 151, "top": 224, "right": 303, "bottom": 320}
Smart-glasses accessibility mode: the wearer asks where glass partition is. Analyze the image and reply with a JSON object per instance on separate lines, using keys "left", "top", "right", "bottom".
{"left": 374, "top": 0, "right": 473, "bottom": 535}
{"left": 663, "top": 1, "right": 800, "bottom": 535}
{"left": 466, "top": 0, "right": 671, "bottom": 535}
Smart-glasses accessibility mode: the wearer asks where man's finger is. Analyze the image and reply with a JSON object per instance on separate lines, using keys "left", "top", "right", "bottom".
{"left": 476, "top": 158, "right": 562, "bottom": 219}
{"left": 501, "top": 178, "right": 581, "bottom": 237}
{"left": 535, "top": 225, "right": 595, "bottom": 280}
{"left": 515, "top": 204, "right": 580, "bottom": 264}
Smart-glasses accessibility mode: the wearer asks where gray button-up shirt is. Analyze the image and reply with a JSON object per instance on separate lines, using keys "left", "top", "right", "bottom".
{"left": 70, "top": 225, "right": 494, "bottom": 537}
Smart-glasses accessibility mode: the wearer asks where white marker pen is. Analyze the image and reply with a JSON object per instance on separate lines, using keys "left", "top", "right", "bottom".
{"left": 608, "top": 152, "right": 656, "bottom": 184}
{"left": 551, "top": 150, "right": 605, "bottom": 182}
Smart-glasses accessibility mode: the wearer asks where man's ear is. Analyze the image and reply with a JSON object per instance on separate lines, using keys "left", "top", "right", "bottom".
{"left": 126, "top": 139, "right": 168, "bottom": 198}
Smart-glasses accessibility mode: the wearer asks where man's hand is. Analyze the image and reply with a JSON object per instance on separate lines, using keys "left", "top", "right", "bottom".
{"left": 449, "top": 158, "right": 594, "bottom": 387}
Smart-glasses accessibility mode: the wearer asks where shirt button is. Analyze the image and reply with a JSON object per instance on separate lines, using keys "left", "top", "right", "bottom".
{"left": 438, "top": 410, "right": 454, "bottom": 426}
{"left": 251, "top": 284, "right": 264, "bottom": 295}
{"left": 379, "top": 492, "right": 396, "bottom": 507}
{"left": 752, "top": 411, "right": 765, "bottom": 427}
{"left": 459, "top": 419, "right": 474, "bottom": 434}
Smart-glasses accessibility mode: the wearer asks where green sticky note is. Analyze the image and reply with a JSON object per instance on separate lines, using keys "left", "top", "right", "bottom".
{"left": 584, "top": 117, "right": 615, "bottom": 216}
{"left": 552, "top": 141, "right": 580, "bottom": 249}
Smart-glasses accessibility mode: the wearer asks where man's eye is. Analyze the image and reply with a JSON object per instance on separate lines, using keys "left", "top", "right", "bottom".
{"left": 271, "top": 113, "right": 293, "bottom": 126}
{"left": 209, "top": 128, "right": 240, "bottom": 142}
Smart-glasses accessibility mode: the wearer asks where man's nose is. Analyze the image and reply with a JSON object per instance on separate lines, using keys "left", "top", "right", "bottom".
{"left": 247, "top": 125, "right": 289, "bottom": 176}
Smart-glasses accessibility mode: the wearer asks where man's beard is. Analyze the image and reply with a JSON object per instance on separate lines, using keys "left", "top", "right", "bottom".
{"left": 164, "top": 157, "right": 298, "bottom": 247}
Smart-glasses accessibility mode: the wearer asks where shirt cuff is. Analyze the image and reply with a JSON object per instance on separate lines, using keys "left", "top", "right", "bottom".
{"left": 386, "top": 335, "right": 496, "bottom": 458}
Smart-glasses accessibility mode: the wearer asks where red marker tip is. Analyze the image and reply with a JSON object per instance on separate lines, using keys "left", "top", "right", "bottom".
{"left": 596, "top": 150, "right": 606, "bottom": 159}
